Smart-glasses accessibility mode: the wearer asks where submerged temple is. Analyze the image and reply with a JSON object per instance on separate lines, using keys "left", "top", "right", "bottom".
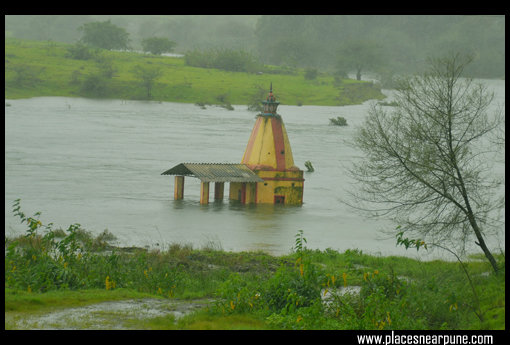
{"left": 162, "top": 84, "right": 304, "bottom": 204}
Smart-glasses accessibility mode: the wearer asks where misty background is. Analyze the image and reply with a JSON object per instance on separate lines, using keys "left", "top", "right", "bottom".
{"left": 5, "top": 15, "right": 505, "bottom": 79}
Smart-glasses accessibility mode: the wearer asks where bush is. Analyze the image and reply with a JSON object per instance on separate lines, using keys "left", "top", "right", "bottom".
{"left": 141, "top": 37, "right": 177, "bottom": 55}
{"left": 329, "top": 116, "right": 348, "bottom": 126}
{"left": 93, "top": 51, "right": 118, "bottom": 79}
{"left": 9, "top": 64, "right": 44, "bottom": 86}
{"left": 66, "top": 42, "right": 93, "bottom": 60}
{"left": 80, "top": 74, "right": 109, "bottom": 97}
{"left": 78, "top": 20, "right": 131, "bottom": 51}
{"left": 69, "top": 70, "right": 82, "bottom": 85}
{"left": 304, "top": 68, "right": 318, "bottom": 80}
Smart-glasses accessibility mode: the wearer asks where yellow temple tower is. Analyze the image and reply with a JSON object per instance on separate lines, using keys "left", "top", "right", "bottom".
{"left": 229, "top": 84, "right": 304, "bottom": 204}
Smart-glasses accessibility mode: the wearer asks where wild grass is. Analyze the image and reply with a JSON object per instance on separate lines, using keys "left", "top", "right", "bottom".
{"left": 5, "top": 200, "right": 504, "bottom": 330}
{"left": 5, "top": 288, "right": 163, "bottom": 314}
{"left": 124, "top": 311, "right": 271, "bottom": 330}
{"left": 5, "top": 37, "right": 385, "bottom": 106}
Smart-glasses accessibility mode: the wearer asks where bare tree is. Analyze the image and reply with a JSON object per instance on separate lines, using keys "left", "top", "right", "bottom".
{"left": 346, "top": 53, "right": 503, "bottom": 273}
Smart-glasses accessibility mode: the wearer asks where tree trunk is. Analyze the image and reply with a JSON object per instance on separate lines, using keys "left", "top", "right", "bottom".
{"left": 468, "top": 213, "right": 500, "bottom": 273}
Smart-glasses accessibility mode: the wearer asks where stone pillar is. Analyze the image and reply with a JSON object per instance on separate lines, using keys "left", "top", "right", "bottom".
{"left": 214, "top": 182, "right": 224, "bottom": 200}
{"left": 200, "top": 181, "right": 210, "bottom": 204}
{"left": 240, "top": 183, "right": 246, "bottom": 204}
{"left": 174, "top": 176, "right": 184, "bottom": 199}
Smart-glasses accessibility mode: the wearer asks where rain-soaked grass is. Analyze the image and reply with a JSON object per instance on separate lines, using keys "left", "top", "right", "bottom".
{"left": 5, "top": 200, "right": 505, "bottom": 330}
{"left": 5, "top": 37, "right": 384, "bottom": 106}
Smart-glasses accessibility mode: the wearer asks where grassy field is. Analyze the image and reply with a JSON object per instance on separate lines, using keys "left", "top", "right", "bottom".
{"left": 5, "top": 240, "right": 505, "bottom": 330}
{"left": 5, "top": 37, "right": 384, "bottom": 106}
{"left": 5, "top": 201, "right": 505, "bottom": 330}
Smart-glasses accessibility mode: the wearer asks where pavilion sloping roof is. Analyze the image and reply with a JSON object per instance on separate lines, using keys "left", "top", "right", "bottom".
{"left": 161, "top": 163, "right": 264, "bottom": 183}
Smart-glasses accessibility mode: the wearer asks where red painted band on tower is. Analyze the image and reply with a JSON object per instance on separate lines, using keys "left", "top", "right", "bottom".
{"left": 271, "top": 117, "right": 286, "bottom": 171}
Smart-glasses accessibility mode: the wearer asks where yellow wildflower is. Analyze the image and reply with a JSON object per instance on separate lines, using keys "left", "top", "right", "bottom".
{"left": 105, "top": 276, "right": 115, "bottom": 290}
{"left": 450, "top": 302, "right": 458, "bottom": 312}
{"left": 343, "top": 272, "right": 347, "bottom": 287}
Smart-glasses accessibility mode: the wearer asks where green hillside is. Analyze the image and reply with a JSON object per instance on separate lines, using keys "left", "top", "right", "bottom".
{"left": 5, "top": 38, "right": 384, "bottom": 106}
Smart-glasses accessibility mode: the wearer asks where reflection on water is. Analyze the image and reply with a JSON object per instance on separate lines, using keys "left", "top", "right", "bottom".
{"left": 5, "top": 81, "right": 505, "bottom": 258}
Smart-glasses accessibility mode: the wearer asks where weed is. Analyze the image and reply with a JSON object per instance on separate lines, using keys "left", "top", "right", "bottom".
{"left": 304, "top": 161, "right": 314, "bottom": 172}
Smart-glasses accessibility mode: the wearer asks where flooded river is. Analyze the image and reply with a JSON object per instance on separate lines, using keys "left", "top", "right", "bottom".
{"left": 5, "top": 80, "right": 505, "bottom": 258}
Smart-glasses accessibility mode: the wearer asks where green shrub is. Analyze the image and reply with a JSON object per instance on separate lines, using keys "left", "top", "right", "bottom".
{"left": 329, "top": 116, "right": 348, "bottom": 126}
{"left": 80, "top": 74, "right": 109, "bottom": 97}
{"left": 66, "top": 42, "right": 93, "bottom": 60}
{"left": 304, "top": 68, "right": 318, "bottom": 80}
{"left": 9, "top": 64, "right": 44, "bottom": 86}
{"left": 141, "top": 37, "right": 177, "bottom": 55}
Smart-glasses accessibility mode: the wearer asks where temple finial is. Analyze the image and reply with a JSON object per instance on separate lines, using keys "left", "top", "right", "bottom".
{"left": 261, "top": 82, "right": 279, "bottom": 114}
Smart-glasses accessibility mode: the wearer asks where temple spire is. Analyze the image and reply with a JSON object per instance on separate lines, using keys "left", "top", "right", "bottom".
{"left": 261, "top": 82, "right": 280, "bottom": 115}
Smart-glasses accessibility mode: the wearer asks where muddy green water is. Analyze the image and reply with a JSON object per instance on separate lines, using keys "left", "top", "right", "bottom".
{"left": 5, "top": 80, "right": 505, "bottom": 258}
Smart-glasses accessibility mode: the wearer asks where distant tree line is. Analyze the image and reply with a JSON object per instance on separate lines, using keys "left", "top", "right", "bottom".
{"left": 253, "top": 15, "right": 505, "bottom": 78}
{"left": 5, "top": 15, "right": 505, "bottom": 78}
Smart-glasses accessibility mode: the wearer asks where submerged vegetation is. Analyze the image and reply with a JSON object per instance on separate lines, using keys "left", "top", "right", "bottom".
{"left": 329, "top": 116, "right": 348, "bottom": 126}
{"left": 5, "top": 201, "right": 505, "bottom": 330}
{"left": 304, "top": 161, "right": 314, "bottom": 172}
{"left": 5, "top": 38, "right": 384, "bottom": 105}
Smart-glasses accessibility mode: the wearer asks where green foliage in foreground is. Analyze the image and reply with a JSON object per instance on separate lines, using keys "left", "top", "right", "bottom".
{"left": 5, "top": 38, "right": 384, "bottom": 105}
{"left": 5, "top": 201, "right": 505, "bottom": 330}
